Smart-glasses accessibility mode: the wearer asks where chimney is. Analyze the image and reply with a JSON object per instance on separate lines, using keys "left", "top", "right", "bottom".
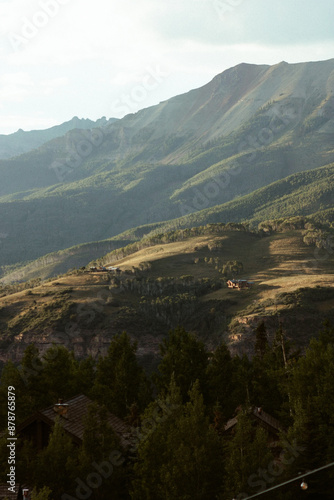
{"left": 53, "top": 398, "right": 69, "bottom": 416}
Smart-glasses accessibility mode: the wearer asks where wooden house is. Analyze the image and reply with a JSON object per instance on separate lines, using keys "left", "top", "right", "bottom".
{"left": 224, "top": 406, "right": 283, "bottom": 445}
{"left": 107, "top": 266, "right": 121, "bottom": 274}
{"left": 17, "top": 394, "right": 132, "bottom": 451}
{"left": 227, "top": 279, "right": 253, "bottom": 290}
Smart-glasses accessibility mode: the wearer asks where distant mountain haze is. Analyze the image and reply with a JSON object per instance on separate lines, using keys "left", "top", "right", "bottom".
{"left": 0, "top": 116, "right": 118, "bottom": 160}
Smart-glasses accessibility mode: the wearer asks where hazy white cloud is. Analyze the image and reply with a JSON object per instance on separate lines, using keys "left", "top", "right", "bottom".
{"left": 0, "top": 0, "right": 334, "bottom": 133}
{"left": 0, "top": 72, "right": 34, "bottom": 86}
{"left": 0, "top": 114, "right": 61, "bottom": 135}
{"left": 0, "top": 72, "right": 35, "bottom": 108}
{"left": 40, "top": 76, "right": 69, "bottom": 95}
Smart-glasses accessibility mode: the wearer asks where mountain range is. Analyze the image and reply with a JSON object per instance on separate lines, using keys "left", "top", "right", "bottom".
{"left": 1, "top": 58, "right": 334, "bottom": 281}
{"left": 0, "top": 116, "right": 117, "bottom": 160}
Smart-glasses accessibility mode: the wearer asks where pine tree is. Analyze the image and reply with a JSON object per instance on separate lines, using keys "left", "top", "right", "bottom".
{"left": 77, "top": 402, "right": 127, "bottom": 499}
{"left": 31, "top": 486, "right": 53, "bottom": 500}
{"left": 131, "top": 376, "right": 182, "bottom": 499}
{"left": 254, "top": 321, "right": 268, "bottom": 359}
{"left": 206, "top": 342, "right": 236, "bottom": 418}
{"left": 17, "top": 344, "right": 46, "bottom": 411}
{"left": 224, "top": 412, "right": 274, "bottom": 498}
{"left": 34, "top": 418, "right": 78, "bottom": 498}
{"left": 155, "top": 327, "right": 208, "bottom": 401}
{"left": 92, "top": 331, "right": 151, "bottom": 418}
{"left": 287, "top": 322, "right": 334, "bottom": 478}
{"left": 76, "top": 356, "right": 96, "bottom": 395}
{"left": 0, "top": 360, "right": 27, "bottom": 429}
{"left": 131, "top": 379, "right": 224, "bottom": 500}
{"left": 41, "top": 345, "right": 79, "bottom": 404}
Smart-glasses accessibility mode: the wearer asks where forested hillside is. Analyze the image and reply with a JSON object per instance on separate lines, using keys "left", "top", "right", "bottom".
{"left": 1, "top": 325, "right": 334, "bottom": 498}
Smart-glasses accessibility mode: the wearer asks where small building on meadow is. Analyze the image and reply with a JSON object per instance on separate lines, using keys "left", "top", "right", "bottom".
{"left": 227, "top": 279, "right": 253, "bottom": 290}
{"left": 107, "top": 266, "right": 121, "bottom": 274}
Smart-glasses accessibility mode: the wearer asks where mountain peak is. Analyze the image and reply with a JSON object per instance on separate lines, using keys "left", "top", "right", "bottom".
{"left": 1, "top": 59, "right": 334, "bottom": 270}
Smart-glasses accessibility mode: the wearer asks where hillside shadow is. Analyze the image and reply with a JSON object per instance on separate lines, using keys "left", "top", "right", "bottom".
{"left": 257, "top": 283, "right": 281, "bottom": 291}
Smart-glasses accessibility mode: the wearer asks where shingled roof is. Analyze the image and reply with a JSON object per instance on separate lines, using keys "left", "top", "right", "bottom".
{"left": 18, "top": 394, "right": 132, "bottom": 449}
{"left": 224, "top": 406, "right": 283, "bottom": 435}
{"left": 0, "top": 484, "right": 31, "bottom": 500}
{"left": 0, "top": 484, "right": 19, "bottom": 500}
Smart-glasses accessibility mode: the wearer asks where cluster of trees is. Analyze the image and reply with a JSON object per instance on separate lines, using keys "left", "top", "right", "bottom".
{"left": 302, "top": 226, "right": 334, "bottom": 251}
{"left": 0, "top": 278, "right": 42, "bottom": 298}
{"left": 117, "top": 274, "right": 224, "bottom": 328}
{"left": 1, "top": 322, "right": 334, "bottom": 498}
{"left": 258, "top": 216, "right": 307, "bottom": 233}
{"left": 119, "top": 275, "right": 223, "bottom": 297}
{"left": 258, "top": 216, "right": 334, "bottom": 252}
{"left": 257, "top": 215, "right": 334, "bottom": 254}
{"left": 139, "top": 293, "right": 198, "bottom": 327}
{"left": 203, "top": 257, "right": 244, "bottom": 277}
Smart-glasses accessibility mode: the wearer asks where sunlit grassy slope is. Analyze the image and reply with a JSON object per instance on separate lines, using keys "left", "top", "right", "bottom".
{"left": 1, "top": 228, "right": 334, "bottom": 364}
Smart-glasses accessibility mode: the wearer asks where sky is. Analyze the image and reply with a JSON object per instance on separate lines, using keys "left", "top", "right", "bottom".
{"left": 0, "top": 0, "right": 333, "bottom": 135}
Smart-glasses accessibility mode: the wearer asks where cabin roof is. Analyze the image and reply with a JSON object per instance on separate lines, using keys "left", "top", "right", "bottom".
{"left": 0, "top": 484, "right": 24, "bottom": 500}
{"left": 17, "top": 394, "right": 132, "bottom": 448}
{"left": 224, "top": 406, "right": 283, "bottom": 434}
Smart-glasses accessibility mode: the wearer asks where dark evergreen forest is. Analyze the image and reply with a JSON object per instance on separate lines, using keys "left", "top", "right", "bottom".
{"left": 1, "top": 320, "right": 334, "bottom": 499}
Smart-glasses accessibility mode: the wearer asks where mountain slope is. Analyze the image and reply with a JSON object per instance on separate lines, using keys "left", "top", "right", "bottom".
{"left": 174, "top": 161, "right": 334, "bottom": 227}
{"left": 1, "top": 160, "right": 333, "bottom": 284}
{"left": 1, "top": 59, "right": 334, "bottom": 269}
